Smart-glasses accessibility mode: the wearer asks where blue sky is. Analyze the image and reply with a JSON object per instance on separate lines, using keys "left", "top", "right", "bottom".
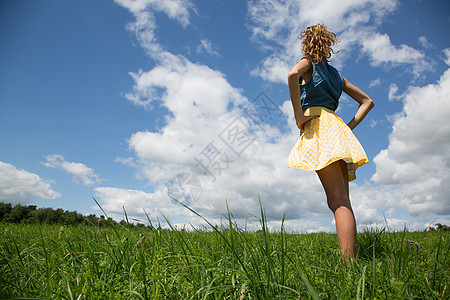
{"left": 1, "top": 0, "right": 449, "bottom": 232}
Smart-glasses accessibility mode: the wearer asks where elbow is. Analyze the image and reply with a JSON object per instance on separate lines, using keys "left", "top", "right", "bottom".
{"left": 364, "top": 98, "right": 374, "bottom": 110}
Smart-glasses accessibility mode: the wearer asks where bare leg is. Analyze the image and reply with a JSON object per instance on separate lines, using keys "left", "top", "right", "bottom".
{"left": 316, "top": 160, "right": 356, "bottom": 258}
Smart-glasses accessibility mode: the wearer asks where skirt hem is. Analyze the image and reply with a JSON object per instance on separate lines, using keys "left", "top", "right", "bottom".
{"left": 287, "top": 155, "right": 369, "bottom": 171}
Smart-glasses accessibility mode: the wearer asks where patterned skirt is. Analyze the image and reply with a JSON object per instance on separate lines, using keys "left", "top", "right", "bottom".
{"left": 287, "top": 106, "right": 369, "bottom": 181}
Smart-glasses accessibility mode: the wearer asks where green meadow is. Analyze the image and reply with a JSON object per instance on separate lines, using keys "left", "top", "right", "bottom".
{"left": 0, "top": 206, "right": 448, "bottom": 299}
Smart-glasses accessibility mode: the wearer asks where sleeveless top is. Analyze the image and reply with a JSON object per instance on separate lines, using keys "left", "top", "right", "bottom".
{"left": 299, "top": 58, "right": 344, "bottom": 112}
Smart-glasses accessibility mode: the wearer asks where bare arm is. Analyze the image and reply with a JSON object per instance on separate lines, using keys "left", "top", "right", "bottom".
{"left": 343, "top": 78, "right": 374, "bottom": 130}
{"left": 287, "top": 58, "right": 319, "bottom": 131}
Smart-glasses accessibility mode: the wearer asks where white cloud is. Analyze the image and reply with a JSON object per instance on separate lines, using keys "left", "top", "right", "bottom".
{"left": 94, "top": 186, "right": 158, "bottom": 216}
{"left": 359, "top": 31, "right": 427, "bottom": 75}
{"left": 125, "top": 56, "right": 245, "bottom": 113}
{"left": 43, "top": 154, "right": 101, "bottom": 186}
{"left": 360, "top": 32, "right": 423, "bottom": 65}
{"left": 247, "top": 0, "right": 429, "bottom": 83}
{"left": 418, "top": 36, "right": 433, "bottom": 49}
{"left": 0, "top": 161, "right": 61, "bottom": 204}
{"left": 250, "top": 55, "right": 291, "bottom": 84}
{"left": 123, "top": 55, "right": 247, "bottom": 183}
{"left": 369, "top": 78, "right": 381, "bottom": 88}
{"left": 114, "top": 0, "right": 194, "bottom": 59}
{"left": 93, "top": 185, "right": 218, "bottom": 228}
{"left": 444, "top": 48, "right": 450, "bottom": 66}
{"left": 196, "top": 39, "right": 219, "bottom": 56}
{"left": 247, "top": 0, "right": 398, "bottom": 43}
{"left": 114, "top": 0, "right": 193, "bottom": 26}
{"left": 372, "top": 67, "right": 450, "bottom": 219}
{"left": 388, "top": 83, "right": 402, "bottom": 101}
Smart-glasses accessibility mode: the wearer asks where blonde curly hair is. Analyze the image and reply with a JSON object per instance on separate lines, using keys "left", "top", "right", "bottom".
{"left": 300, "top": 24, "right": 339, "bottom": 63}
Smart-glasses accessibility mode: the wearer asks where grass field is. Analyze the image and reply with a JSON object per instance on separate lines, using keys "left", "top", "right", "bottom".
{"left": 0, "top": 207, "right": 448, "bottom": 299}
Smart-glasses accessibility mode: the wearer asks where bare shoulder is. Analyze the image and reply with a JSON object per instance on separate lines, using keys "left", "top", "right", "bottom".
{"left": 288, "top": 57, "right": 312, "bottom": 78}
{"left": 297, "top": 57, "right": 312, "bottom": 69}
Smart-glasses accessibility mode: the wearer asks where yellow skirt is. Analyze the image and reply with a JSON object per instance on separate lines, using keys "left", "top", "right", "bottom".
{"left": 287, "top": 106, "right": 369, "bottom": 181}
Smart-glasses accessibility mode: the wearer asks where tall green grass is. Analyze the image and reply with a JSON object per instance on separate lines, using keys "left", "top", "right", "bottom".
{"left": 0, "top": 204, "right": 448, "bottom": 299}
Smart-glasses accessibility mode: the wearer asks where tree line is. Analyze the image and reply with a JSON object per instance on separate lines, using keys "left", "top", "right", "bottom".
{"left": 0, "top": 202, "right": 153, "bottom": 229}
{"left": 1, "top": 202, "right": 448, "bottom": 231}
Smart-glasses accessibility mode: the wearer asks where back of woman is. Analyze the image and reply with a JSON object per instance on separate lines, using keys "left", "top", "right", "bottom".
{"left": 286, "top": 24, "right": 374, "bottom": 259}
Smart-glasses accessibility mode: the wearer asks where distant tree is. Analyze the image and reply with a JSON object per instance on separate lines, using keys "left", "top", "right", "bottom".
{"left": 0, "top": 202, "right": 149, "bottom": 228}
{"left": 0, "top": 203, "right": 12, "bottom": 221}
{"left": 33, "top": 207, "right": 53, "bottom": 224}
{"left": 84, "top": 214, "right": 99, "bottom": 226}
{"left": 62, "top": 210, "right": 83, "bottom": 225}
{"left": 3, "top": 204, "right": 36, "bottom": 223}
{"left": 41, "top": 207, "right": 60, "bottom": 224}
{"left": 436, "top": 223, "right": 449, "bottom": 231}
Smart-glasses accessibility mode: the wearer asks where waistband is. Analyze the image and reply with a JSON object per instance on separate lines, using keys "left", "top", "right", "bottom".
{"left": 304, "top": 106, "right": 335, "bottom": 116}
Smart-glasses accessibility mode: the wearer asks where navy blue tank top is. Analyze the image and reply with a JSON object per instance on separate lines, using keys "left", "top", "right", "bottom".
{"left": 300, "top": 58, "right": 344, "bottom": 112}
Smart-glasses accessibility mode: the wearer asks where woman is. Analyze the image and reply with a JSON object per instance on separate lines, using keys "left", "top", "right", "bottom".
{"left": 287, "top": 24, "right": 374, "bottom": 258}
